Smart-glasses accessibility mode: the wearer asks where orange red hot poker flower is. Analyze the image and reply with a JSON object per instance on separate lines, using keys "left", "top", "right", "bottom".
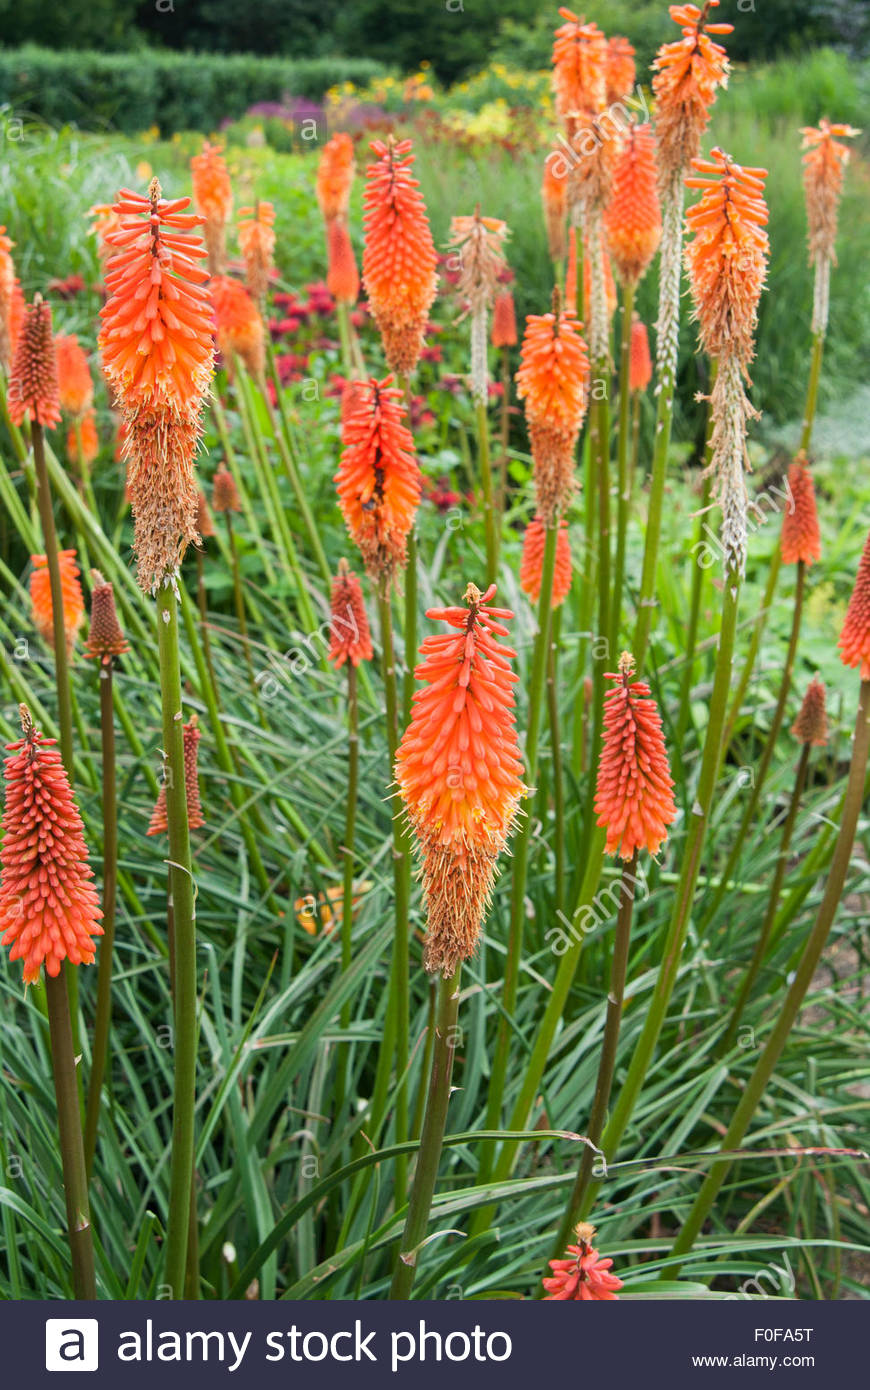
{"left": 147, "top": 717, "right": 204, "bottom": 837}
{"left": 395, "top": 583, "right": 525, "bottom": 975}
{"left": 0, "top": 707, "right": 102, "bottom": 986}
{"left": 98, "top": 180, "right": 215, "bottom": 592}
{"left": 362, "top": 137, "right": 438, "bottom": 376}
{"left": 801, "top": 120, "right": 860, "bottom": 271}
{"left": 335, "top": 375, "right": 422, "bottom": 586}
{"left": 7, "top": 295, "right": 61, "bottom": 431}
{"left": 210, "top": 274, "right": 266, "bottom": 380}
{"left": 329, "top": 559, "right": 373, "bottom": 669}
{"left": 85, "top": 571, "right": 128, "bottom": 664}
{"left": 543, "top": 1224, "right": 623, "bottom": 1301}
{"left": 520, "top": 517, "right": 572, "bottom": 609}
{"left": 594, "top": 654, "right": 676, "bottom": 860}
{"left": 652, "top": 1, "right": 732, "bottom": 193}
{"left": 604, "top": 124, "right": 662, "bottom": 289}
{"left": 838, "top": 529, "right": 870, "bottom": 681}
{"left": 54, "top": 333, "right": 94, "bottom": 419}
{"left": 30, "top": 550, "right": 84, "bottom": 655}
{"left": 190, "top": 141, "right": 233, "bottom": 275}
{"left": 238, "top": 201, "right": 276, "bottom": 303}
{"left": 792, "top": 676, "right": 829, "bottom": 748}
{"left": 780, "top": 454, "right": 821, "bottom": 567}
{"left": 316, "top": 132, "right": 355, "bottom": 225}
{"left": 551, "top": 10, "right": 607, "bottom": 126}
{"left": 516, "top": 300, "right": 590, "bottom": 526}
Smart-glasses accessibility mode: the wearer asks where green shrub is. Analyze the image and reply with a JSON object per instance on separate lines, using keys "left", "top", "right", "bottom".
{"left": 0, "top": 46, "right": 388, "bottom": 135}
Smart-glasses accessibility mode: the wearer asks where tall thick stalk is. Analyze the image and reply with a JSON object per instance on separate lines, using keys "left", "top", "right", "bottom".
{"left": 389, "top": 965, "right": 462, "bottom": 1298}
{"left": 723, "top": 333, "right": 824, "bottom": 749}
{"left": 720, "top": 743, "right": 810, "bottom": 1055}
{"left": 45, "top": 969, "right": 96, "bottom": 1298}
{"left": 611, "top": 284, "right": 635, "bottom": 645}
{"left": 670, "top": 680, "right": 870, "bottom": 1268}
{"left": 479, "top": 524, "right": 557, "bottom": 1175}
{"left": 83, "top": 659, "right": 118, "bottom": 1176}
{"left": 476, "top": 398, "right": 498, "bottom": 580}
{"left": 376, "top": 589, "right": 411, "bottom": 1203}
{"left": 157, "top": 582, "right": 198, "bottom": 1299}
{"left": 31, "top": 423, "right": 73, "bottom": 775}
{"left": 578, "top": 573, "right": 741, "bottom": 1218}
{"left": 634, "top": 191, "right": 685, "bottom": 670}
{"left": 704, "top": 562, "right": 806, "bottom": 927}
{"left": 336, "top": 661, "right": 360, "bottom": 1118}
{"left": 550, "top": 851, "right": 638, "bottom": 1260}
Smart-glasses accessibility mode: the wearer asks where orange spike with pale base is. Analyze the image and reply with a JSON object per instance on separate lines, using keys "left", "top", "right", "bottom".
{"left": 395, "top": 583, "right": 525, "bottom": 975}
{"left": 0, "top": 707, "right": 102, "bottom": 986}
{"left": 652, "top": 2, "right": 732, "bottom": 194}
{"left": 362, "top": 137, "right": 438, "bottom": 376}
{"left": 147, "top": 718, "right": 204, "bottom": 836}
{"left": 603, "top": 124, "right": 662, "bottom": 289}
{"left": 8, "top": 296, "right": 62, "bottom": 431}
{"left": 516, "top": 300, "right": 590, "bottom": 527}
{"left": 85, "top": 571, "right": 128, "bottom": 664}
{"left": 190, "top": 141, "right": 233, "bottom": 275}
{"left": 543, "top": 1223, "right": 623, "bottom": 1301}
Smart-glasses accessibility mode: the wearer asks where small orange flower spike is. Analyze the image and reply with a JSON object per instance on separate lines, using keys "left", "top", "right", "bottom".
{"left": 8, "top": 295, "right": 62, "bottom": 430}
{"left": 780, "top": 455, "right": 821, "bottom": 566}
{"left": 801, "top": 119, "right": 860, "bottom": 270}
{"left": 1, "top": 706, "right": 103, "bottom": 985}
{"left": 362, "top": 137, "right": 438, "bottom": 376}
{"left": 520, "top": 517, "right": 572, "bottom": 608}
{"left": 190, "top": 141, "right": 233, "bottom": 275}
{"left": 542, "top": 1223, "right": 624, "bottom": 1301}
{"left": 316, "top": 133, "right": 355, "bottom": 225}
{"left": 334, "top": 375, "right": 422, "bottom": 586}
{"left": 491, "top": 288, "right": 517, "bottom": 349}
{"left": 604, "top": 124, "right": 662, "bottom": 289}
{"left": 605, "top": 35, "right": 636, "bottom": 106}
{"left": 551, "top": 10, "right": 607, "bottom": 124}
{"left": 54, "top": 333, "right": 94, "bottom": 419}
{"left": 516, "top": 300, "right": 590, "bottom": 526}
{"left": 147, "top": 718, "right": 204, "bottom": 836}
{"left": 326, "top": 219, "right": 360, "bottom": 306}
{"left": 594, "top": 653, "right": 676, "bottom": 860}
{"left": 66, "top": 409, "right": 99, "bottom": 466}
{"left": 791, "top": 676, "right": 829, "bottom": 748}
{"left": 212, "top": 463, "right": 241, "bottom": 515}
{"left": 329, "top": 559, "right": 373, "bottom": 668}
{"left": 85, "top": 571, "right": 128, "bottom": 664}
{"left": 30, "top": 550, "right": 85, "bottom": 655}
{"left": 629, "top": 314, "right": 652, "bottom": 394}
{"left": 838, "top": 529, "right": 870, "bottom": 680}
{"left": 210, "top": 274, "right": 266, "bottom": 379}
{"left": 237, "top": 201, "right": 276, "bottom": 303}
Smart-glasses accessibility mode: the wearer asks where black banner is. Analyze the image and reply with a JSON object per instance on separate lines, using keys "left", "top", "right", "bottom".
{"left": 8, "top": 1298, "right": 861, "bottom": 1386}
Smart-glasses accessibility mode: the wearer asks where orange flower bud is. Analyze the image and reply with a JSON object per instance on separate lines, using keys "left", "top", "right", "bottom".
{"left": 603, "top": 124, "right": 662, "bottom": 288}
{"left": 838, "top": 529, "right": 870, "bottom": 680}
{"left": 147, "top": 718, "right": 204, "bottom": 836}
{"left": 594, "top": 653, "right": 676, "bottom": 859}
{"left": 791, "top": 676, "right": 829, "bottom": 747}
{"left": 326, "top": 218, "right": 360, "bottom": 306}
{"left": 629, "top": 314, "right": 652, "bottom": 393}
{"left": 212, "top": 463, "right": 241, "bottom": 514}
{"left": 85, "top": 571, "right": 128, "bottom": 663}
{"left": 329, "top": 559, "right": 373, "bottom": 668}
{"left": 8, "top": 296, "right": 61, "bottom": 430}
{"left": 780, "top": 455, "right": 821, "bottom": 567}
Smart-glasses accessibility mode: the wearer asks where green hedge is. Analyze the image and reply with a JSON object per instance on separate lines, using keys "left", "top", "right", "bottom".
{"left": 0, "top": 46, "right": 388, "bottom": 135}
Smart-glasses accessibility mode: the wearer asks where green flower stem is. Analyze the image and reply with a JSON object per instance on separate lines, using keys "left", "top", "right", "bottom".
{"left": 45, "top": 967, "right": 96, "bottom": 1299}
{"left": 32, "top": 420, "right": 82, "bottom": 1087}
{"left": 549, "top": 850, "right": 638, "bottom": 1263}
{"left": 475, "top": 398, "right": 498, "bottom": 580}
{"left": 723, "top": 332, "right": 825, "bottom": 750}
{"left": 376, "top": 588, "right": 411, "bottom": 1205}
{"left": 703, "top": 562, "right": 806, "bottom": 929}
{"left": 579, "top": 572, "right": 741, "bottom": 1220}
{"left": 31, "top": 423, "right": 73, "bottom": 776}
{"left": 496, "top": 344, "right": 511, "bottom": 511}
{"left": 478, "top": 523, "right": 558, "bottom": 1179}
{"left": 546, "top": 608, "right": 566, "bottom": 915}
{"left": 582, "top": 367, "right": 611, "bottom": 857}
{"left": 670, "top": 679, "right": 870, "bottom": 1269}
{"left": 389, "top": 965, "right": 462, "bottom": 1299}
{"left": 611, "top": 284, "right": 634, "bottom": 645}
{"left": 157, "top": 582, "right": 198, "bottom": 1300}
{"left": 571, "top": 434, "right": 596, "bottom": 780}
{"left": 633, "top": 190, "right": 684, "bottom": 672}
{"left": 83, "top": 658, "right": 118, "bottom": 1178}
{"left": 469, "top": 830, "right": 607, "bottom": 1236}
{"left": 720, "top": 742, "right": 811, "bottom": 1056}
{"left": 335, "top": 299, "right": 354, "bottom": 377}
{"left": 336, "top": 660, "right": 360, "bottom": 1121}
{"left": 674, "top": 475, "right": 713, "bottom": 770}
{"left": 404, "top": 531, "right": 418, "bottom": 726}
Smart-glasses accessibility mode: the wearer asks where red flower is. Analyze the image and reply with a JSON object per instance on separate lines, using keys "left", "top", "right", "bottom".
{"left": 1, "top": 709, "right": 102, "bottom": 985}
{"left": 543, "top": 1224, "right": 624, "bottom": 1301}
{"left": 147, "top": 719, "right": 204, "bottom": 836}
{"left": 594, "top": 654, "right": 676, "bottom": 859}
{"left": 780, "top": 455, "right": 821, "bottom": 566}
{"left": 329, "top": 559, "right": 373, "bottom": 668}
{"left": 334, "top": 375, "right": 422, "bottom": 585}
{"left": 791, "top": 676, "right": 828, "bottom": 747}
{"left": 7, "top": 296, "right": 61, "bottom": 430}
{"left": 838, "top": 529, "right": 870, "bottom": 679}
